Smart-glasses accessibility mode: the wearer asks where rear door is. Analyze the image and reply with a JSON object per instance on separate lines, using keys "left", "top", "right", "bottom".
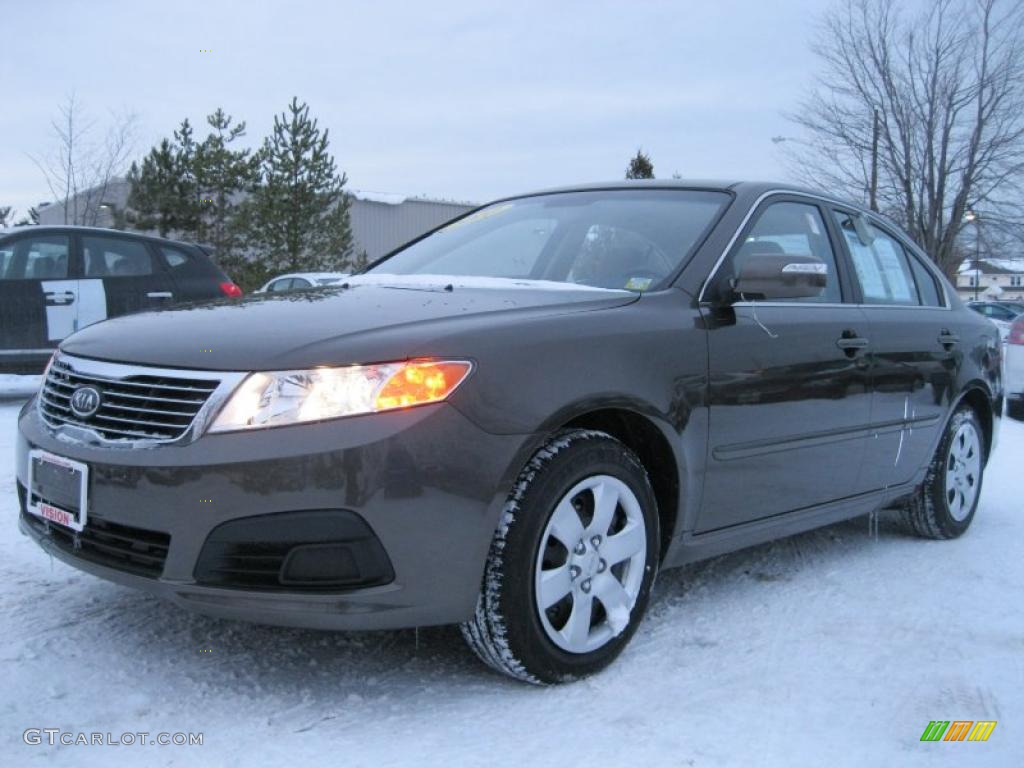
{"left": 831, "top": 211, "right": 957, "bottom": 489}
{"left": 697, "top": 198, "right": 873, "bottom": 532}
{"left": 0, "top": 232, "right": 74, "bottom": 360}
{"left": 79, "top": 233, "right": 176, "bottom": 326}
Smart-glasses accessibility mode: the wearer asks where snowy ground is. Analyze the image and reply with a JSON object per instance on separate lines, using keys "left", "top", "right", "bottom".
{"left": 0, "top": 395, "right": 1021, "bottom": 767}
{"left": 0, "top": 374, "right": 40, "bottom": 402}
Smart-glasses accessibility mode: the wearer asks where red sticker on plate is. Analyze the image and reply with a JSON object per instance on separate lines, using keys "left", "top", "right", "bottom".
{"left": 39, "top": 503, "right": 74, "bottom": 528}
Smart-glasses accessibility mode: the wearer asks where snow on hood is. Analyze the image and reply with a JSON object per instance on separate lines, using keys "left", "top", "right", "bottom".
{"left": 345, "top": 273, "right": 631, "bottom": 293}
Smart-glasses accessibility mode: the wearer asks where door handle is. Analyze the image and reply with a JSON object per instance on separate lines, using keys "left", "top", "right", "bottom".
{"left": 43, "top": 291, "right": 76, "bottom": 306}
{"left": 836, "top": 330, "right": 869, "bottom": 356}
{"left": 938, "top": 329, "right": 960, "bottom": 348}
{"left": 146, "top": 291, "right": 174, "bottom": 299}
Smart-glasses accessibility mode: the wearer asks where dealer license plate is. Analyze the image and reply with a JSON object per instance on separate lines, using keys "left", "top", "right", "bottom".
{"left": 26, "top": 449, "right": 89, "bottom": 532}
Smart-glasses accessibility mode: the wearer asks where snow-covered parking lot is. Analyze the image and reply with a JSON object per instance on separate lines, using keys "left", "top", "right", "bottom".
{"left": 1, "top": 396, "right": 1021, "bottom": 767}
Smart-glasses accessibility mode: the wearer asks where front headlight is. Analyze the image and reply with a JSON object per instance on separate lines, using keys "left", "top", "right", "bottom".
{"left": 208, "top": 359, "right": 473, "bottom": 433}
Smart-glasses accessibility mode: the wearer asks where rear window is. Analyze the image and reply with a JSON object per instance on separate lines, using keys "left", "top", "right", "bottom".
{"left": 162, "top": 245, "right": 223, "bottom": 279}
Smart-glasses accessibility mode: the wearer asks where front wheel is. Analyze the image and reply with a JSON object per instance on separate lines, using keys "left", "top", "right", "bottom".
{"left": 461, "top": 429, "right": 660, "bottom": 684}
{"left": 902, "top": 405, "right": 986, "bottom": 539}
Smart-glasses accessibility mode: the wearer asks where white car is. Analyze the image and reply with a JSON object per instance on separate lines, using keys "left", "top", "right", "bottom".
{"left": 256, "top": 272, "right": 349, "bottom": 293}
{"left": 1006, "top": 315, "right": 1024, "bottom": 420}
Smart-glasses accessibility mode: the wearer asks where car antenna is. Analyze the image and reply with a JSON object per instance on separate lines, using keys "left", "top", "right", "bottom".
{"left": 742, "top": 294, "right": 779, "bottom": 339}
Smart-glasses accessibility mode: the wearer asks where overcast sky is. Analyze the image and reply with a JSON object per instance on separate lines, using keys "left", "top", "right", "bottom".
{"left": 3, "top": 0, "right": 828, "bottom": 215}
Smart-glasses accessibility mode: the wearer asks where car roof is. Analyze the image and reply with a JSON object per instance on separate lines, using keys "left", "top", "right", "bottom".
{"left": 492, "top": 179, "right": 919, "bottom": 249}
{"left": 508, "top": 179, "right": 817, "bottom": 198}
{"left": 0, "top": 224, "right": 199, "bottom": 249}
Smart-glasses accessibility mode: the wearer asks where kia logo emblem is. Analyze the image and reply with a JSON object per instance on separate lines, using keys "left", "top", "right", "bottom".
{"left": 69, "top": 386, "right": 102, "bottom": 419}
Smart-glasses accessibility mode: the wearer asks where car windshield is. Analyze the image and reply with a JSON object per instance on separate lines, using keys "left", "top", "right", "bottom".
{"left": 365, "top": 189, "right": 730, "bottom": 291}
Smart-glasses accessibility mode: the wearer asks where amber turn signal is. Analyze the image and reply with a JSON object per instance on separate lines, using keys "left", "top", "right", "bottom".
{"left": 375, "top": 361, "right": 473, "bottom": 411}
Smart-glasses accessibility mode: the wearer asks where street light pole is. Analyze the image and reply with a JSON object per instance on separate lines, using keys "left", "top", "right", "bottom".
{"left": 870, "top": 108, "right": 880, "bottom": 212}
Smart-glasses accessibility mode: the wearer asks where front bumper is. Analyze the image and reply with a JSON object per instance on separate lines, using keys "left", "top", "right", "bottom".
{"left": 16, "top": 398, "right": 535, "bottom": 630}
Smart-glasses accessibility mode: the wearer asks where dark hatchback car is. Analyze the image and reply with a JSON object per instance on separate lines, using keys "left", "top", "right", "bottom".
{"left": 15, "top": 182, "right": 1002, "bottom": 683}
{"left": 967, "top": 301, "right": 1021, "bottom": 323}
{"left": 0, "top": 226, "right": 242, "bottom": 372}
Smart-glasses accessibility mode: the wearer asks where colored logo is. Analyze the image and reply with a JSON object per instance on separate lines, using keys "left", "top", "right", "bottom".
{"left": 920, "top": 720, "right": 997, "bottom": 742}
{"left": 69, "top": 386, "right": 102, "bottom": 419}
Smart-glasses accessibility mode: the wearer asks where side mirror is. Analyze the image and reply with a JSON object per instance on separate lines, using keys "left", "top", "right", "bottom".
{"left": 731, "top": 253, "right": 827, "bottom": 301}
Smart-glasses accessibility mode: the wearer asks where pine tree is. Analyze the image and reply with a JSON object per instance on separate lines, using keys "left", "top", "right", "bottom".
{"left": 195, "top": 110, "right": 260, "bottom": 273}
{"left": 125, "top": 138, "right": 181, "bottom": 236}
{"left": 125, "top": 112, "right": 256, "bottom": 264}
{"left": 244, "top": 98, "right": 354, "bottom": 276}
{"left": 0, "top": 206, "right": 40, "bottom": 227}
{"left": 172, "top": 119, "right": 203, "bottom": 239}
{"left": 349, "top": 249, "right": 370, "bottom": 272}
{"left": 625, "top": 149, "right": 655, "bottom": 179}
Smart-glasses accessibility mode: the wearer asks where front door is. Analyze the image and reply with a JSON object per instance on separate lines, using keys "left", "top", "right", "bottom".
{"left": 0, "top": 232, "right": 75, "bottom": 361}
{"left": 696, "top": 199, "right": 873, "bottom": 532}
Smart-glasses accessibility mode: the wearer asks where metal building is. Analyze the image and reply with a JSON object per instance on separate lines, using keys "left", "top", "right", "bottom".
{"left": 346, "top": 190, "right": 476, "bottom": 261}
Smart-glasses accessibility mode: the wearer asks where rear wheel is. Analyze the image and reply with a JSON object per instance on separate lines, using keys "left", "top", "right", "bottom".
{"left": 461, "top": 429, "right": 659, "bottom": 684}
{"left": 903, "top": 405, "right": 985, "bottom": 539}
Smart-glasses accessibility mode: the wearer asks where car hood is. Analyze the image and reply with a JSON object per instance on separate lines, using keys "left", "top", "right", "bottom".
{"left": 60, "top": 275, "right": 638, "bottom": 371}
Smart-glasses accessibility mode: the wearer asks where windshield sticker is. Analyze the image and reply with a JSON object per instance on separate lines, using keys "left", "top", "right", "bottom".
{"left": 625, "top": 276, "right": 654, "bottom": 291}
{"left": 444, "top": 203, "right": 515, "bottom": 231}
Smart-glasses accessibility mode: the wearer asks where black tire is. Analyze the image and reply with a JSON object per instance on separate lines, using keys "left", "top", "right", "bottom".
{"left": 460, "top": 429, "right": 660, "bottom": 684}
{"left": 1008, "top": 399, "right": 1024, "bottom": 422}
{"left": 903, "top": 405, "right": 986, "bottom": 539}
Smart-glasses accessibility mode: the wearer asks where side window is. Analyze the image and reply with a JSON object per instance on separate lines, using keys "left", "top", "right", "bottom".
{"left": 82, "top": 236, "right": 154, "bottom": 278}
{"left": 727, "top": 201, "right": 842, "bottom": 303}
{"left": 907, "top": 252, "right": 943, "bottom": 307}
{"left": 983, "top": 304, "right": 1014, "bottom": 321}
{"left": 0, "top": 242, "right": 13, "bottom": 278}
{"left": 833, "top": 212, "right": 918, "bottom": 305}
{"left": 269, "top": 278, "right": 293, "bottom": 292}
{"left": 0, "top": 235, "right": 70, "bottom": 280}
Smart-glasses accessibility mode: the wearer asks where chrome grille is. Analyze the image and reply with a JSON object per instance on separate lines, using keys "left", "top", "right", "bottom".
{"left": 39, "top": 357, "right": 221, "bottom": 442}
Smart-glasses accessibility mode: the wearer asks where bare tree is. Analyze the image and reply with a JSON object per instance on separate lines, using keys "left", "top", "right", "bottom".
{"left": 784, "top": 0, "right": 1024, "bottom": 278}
{"left": 30, "top": 93, "right": 139, "bottom": 226}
